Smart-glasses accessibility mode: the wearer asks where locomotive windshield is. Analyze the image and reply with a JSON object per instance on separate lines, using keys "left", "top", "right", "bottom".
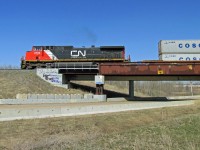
{"left": 33, "top": 46, "right": 42, "bottom": 51}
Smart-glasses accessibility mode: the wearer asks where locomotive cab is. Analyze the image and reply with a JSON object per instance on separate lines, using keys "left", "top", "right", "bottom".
{"left": 25, "top": 46, "right": 51, "bottom": 61}
{"left": 21, "top": 46, "right": 53, "bottom": 69}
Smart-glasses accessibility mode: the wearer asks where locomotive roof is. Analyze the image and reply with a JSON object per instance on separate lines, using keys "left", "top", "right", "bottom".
{"left": 32, "top": 46, "right": 124, "bottom": 49}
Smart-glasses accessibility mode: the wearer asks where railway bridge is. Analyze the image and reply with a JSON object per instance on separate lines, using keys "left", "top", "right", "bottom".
{"left": 37, "top": 61, "right": 200, "bottom": 98}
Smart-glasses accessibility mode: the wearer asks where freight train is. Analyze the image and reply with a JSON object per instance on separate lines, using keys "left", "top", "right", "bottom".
{"left": 21, "top": 45, "right": 129, "bottom": 69}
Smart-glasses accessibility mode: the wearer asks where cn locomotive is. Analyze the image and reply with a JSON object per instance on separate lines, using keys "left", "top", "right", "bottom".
{"left": 21, "top": 45, "right": 129, "bottom": 69}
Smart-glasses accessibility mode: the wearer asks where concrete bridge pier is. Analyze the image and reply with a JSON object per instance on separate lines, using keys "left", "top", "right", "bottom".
{"left": 129, "top": 80, "right": 134, "bottom": 98}
{"left": 63, "top": 77, "right": 71, "bottom": 89}
{"left": 95, "top": 75, "right": 105, "bottom": 95}
{"left": 96, "top": 84, "right": 104, "bottom": 95}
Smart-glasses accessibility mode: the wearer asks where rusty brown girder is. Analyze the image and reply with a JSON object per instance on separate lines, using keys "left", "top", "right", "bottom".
{"left": 99, "top": 61, "right": 200, "bottom": 76}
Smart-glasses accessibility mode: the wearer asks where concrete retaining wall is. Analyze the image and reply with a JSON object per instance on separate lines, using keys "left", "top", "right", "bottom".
{"left": 0, "top": 101, "right": 194, "bottom": 121}
{"left": 36, "top": 68, "right": 67, "bottom": 86}
{"left": 0, "top": 94, "right": 107, "bottom": 104}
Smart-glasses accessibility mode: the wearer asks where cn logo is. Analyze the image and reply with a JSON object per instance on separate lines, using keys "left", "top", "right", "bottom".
{"left": 71, "top": 50, "right": 86, "bottom": 57}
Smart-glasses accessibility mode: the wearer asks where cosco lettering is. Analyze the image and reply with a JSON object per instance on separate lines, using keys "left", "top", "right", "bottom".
{"left": 179, "top": 43, "right": 200, "bottom": 48}
{"left": 192, "top": 43, "right": 196, "bottom": 48}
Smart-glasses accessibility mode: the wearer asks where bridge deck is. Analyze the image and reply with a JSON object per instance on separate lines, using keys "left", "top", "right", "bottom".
{"left": 99, "top": 62, "right": 200, "bottom": 76}
{"left": 58, "top": 61, "right": 200, "bottom": 81}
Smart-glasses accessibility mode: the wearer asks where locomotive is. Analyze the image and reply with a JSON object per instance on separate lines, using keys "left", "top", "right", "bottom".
{"left": 21, "top": 45, "right": 129, "bottom": 69}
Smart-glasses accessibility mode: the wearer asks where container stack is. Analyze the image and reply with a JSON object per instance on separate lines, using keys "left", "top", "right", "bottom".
{"left": 159, "top": 40, "right": 200, "bottom": 61}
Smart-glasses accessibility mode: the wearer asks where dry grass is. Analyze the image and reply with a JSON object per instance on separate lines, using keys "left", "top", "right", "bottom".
{"left": 1, "top": 70, "right": 200, "bottom": 149}
{"left": 0, "top": 70, "right": 86, "bottom": 99}
{"left": 0, "top": 100, "right": 200, "bottom": 149}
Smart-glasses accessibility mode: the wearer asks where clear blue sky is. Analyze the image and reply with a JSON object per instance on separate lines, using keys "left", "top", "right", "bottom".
{"left": 0, "top": 0, "right": 200, "bottom": 66}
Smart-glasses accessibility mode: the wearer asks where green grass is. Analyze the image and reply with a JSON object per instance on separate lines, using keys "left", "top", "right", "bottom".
{"left": 1, "top": 101, "right": 200, "bottom": 150}
{"left": 92, "top": 115, "right": 200, "bottom": 150}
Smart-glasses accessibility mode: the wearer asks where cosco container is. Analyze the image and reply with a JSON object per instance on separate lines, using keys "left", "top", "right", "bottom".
{"left": 159, "top": 40, "right": 200, "bottom": 54}
{"left": 159, "top": 54, "right": 200, "bottom": 61}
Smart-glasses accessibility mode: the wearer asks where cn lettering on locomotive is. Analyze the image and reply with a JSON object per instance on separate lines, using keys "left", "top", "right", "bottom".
{"left": 71, "top": 50, "right": 86, "bottom": 57}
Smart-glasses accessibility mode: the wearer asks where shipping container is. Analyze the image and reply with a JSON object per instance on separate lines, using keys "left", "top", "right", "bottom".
{"left": 159, "top": 40, "right": 200, "bottom": 54}
{"left": 159, "top": 54, "right": 200, "bottom": 61}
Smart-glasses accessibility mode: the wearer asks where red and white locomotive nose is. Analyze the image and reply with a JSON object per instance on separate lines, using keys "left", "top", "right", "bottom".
{"left": 25, "top": 46, "right": 57, "bottom": 61}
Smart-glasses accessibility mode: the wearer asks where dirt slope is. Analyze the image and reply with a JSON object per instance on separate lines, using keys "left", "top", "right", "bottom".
{"left": 0, "top": 70, "right": 85, "bottom": 99}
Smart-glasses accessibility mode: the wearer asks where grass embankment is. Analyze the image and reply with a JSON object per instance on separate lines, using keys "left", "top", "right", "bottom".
{"left": 0, "top": 70, "right": 85, "bottom": 99}
{"left": 0, "top": 101, "right": 200, "bottom": 149}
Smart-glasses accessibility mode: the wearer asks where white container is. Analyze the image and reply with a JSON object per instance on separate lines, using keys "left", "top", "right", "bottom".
{"left": 159, "top": 40, "right": 200, "bottom": 54}
{"left": 159, "top": 54, "right": 200, "bottom": 61}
